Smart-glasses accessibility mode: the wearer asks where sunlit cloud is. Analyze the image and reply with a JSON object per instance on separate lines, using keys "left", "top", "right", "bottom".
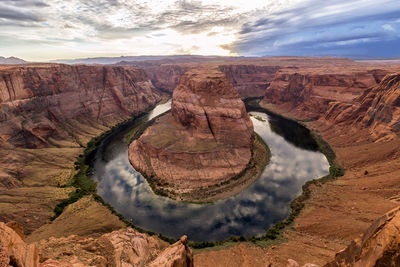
{"left": 0, "top": 0, "right": 399, "bottom": 61}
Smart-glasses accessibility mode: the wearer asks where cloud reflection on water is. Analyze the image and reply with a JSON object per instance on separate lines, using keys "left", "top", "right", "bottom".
{"left": 93, "top": 105, "right": 329, "bottom": 241}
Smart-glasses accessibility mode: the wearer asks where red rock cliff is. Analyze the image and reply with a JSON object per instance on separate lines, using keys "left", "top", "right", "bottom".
{"left": 325, "top": 206, "right": 400, "bottom": 267}
{"left": 324, "top": 73, "right": 400, "bottom": 141}
{"left": 144, "top": 64, "right": 189, "bottom": 93}
{"left": 0, "top": 64, "right": 161, "bottom": 148}
{"left": 220, "top": 64, "right": 281, "bottom": 97}
{"left": 264, "top": 69, "right": 386, "bottom": 119}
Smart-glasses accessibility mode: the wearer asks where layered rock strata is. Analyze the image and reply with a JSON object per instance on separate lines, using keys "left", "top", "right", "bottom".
{"left": 220, "top": 64, "right": 281, "bottom": 97}
{"left": 264, "top": 69, "right": 388, "bottom": 119}
{"left": 144, "top": 64, "right": 189, "bottom": 93}
{"left": 129, "top": 69, "right": 254, "bottom": 196}
{"left": 0, "top": 64, "right": 161, "bottom": 149}
{"left": 0, "top": 221, "right": 193, "bottom": 267}
{"left": 324, "top": 73, "right": 400, "bottom": 141}
{"left": 325, "top": 206, "right": 400, "bottom": 267}
{"left": 0, "top": 64, "right": 161, "bottom": 234}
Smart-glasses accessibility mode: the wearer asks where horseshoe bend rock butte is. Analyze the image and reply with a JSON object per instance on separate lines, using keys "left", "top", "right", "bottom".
{"left": 128, "top": 69, "right": 254, "bottom": 196}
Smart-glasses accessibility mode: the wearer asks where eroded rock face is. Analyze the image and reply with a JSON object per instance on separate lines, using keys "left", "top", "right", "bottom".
{"left": 0, "top": 221, "right": 193, "bottom": 267}
{"left": 36, "top": 229, "right": 193, "bottom": 267}
{"left": 0, "top": 64, "right": 161, "bottom": 149}
{"left": 129, "top": 69, "right": 254, "bottom": 195}
{"left": 324, "top": 73, "right": 400, "bottom": 141}
{"left": 0, "top": 221, "right": 39, "bottom": 267}
{"left": 357, "top": 73, "right": 400, "bottom": 140}
{"left": 264, "top": 70, "right": 383, "bottom": 119}
{"left": 220, "top": 64, "right": 281, "bottom": 97}
{"left": 325, "top": 206, "right": 400, "bottom": 267}
{"left": 171, "top": 70, "right": 254, "bottom": 146}
{"left": 144, "top": 64, "right": 189, "bottom": 93}
{"left": 148, "top": 236, "right": 194, "bottom": 267}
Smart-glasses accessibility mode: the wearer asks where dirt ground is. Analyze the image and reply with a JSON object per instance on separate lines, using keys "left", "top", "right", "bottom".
{"left": 194, "top": 104, "right": 400, "bottom": 266}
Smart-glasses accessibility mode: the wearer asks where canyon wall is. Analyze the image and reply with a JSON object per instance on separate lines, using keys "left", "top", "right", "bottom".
{"left": 139, "top": 63, "right": 282, "bottom": 97}
{"left": 263, "top": 69, "right": 389, "bottom": 120}
{"left": 220, "top": 64, "right": 281, "bottom": 97}
{"left": 143, "top": 64, "right": 189, "bottom": 93}
{"left": 324, "top": 72, "right": 400, "bottom": 141}
{"left": 0, "top": 64, "right": 162, "bottom": 234}
{"left": 0, "top": 64, "right": 161, "bottom": 149}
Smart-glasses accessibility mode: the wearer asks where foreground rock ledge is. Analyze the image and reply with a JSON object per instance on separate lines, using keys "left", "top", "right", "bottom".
{"left": 129, "top": 68, "right": 255, "bottom": 199}
{"left": 0, "top": 221, "right": 193, "bottom": 266}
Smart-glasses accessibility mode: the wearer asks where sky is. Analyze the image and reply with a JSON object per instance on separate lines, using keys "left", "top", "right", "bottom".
{"left": 0, "top": 0, "right": 400, "bottom": 61}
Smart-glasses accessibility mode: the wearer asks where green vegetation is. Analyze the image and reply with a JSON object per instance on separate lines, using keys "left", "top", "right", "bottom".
{"left": 51, "top": 103, "right": 182, "bottom": 245}
{"left": 253, "top": 115, "right": 266, "bottom": 122}
{"left": 52, "top": 97, "right": 345, "bottom": 250}
{"left": 214, "top": 98, "right": 345, "bottom": 245}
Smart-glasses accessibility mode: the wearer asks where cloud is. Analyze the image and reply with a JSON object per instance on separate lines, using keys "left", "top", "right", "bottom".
{"left": 1, "top": 0, "right": 49, "bottom": 7}
{"left": 0, "top": 0, "right": 400, "bottom": 60}
{"left": 383, "top": 24, "right": 396, "bottom": 32}
{"left": 229, "top": 0, "right": 400, "bottom": 57}
{"left": 0, "top": 6, "right": 43, "bottom": 21}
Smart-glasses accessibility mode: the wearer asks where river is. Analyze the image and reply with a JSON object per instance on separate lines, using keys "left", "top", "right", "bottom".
{"left": 92, "top": 100, "right": 329, "bottom": 242}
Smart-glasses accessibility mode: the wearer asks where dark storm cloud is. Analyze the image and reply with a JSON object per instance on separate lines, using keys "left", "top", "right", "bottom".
{"left": 0, "top": 6, "right": 43, "bottom": 21}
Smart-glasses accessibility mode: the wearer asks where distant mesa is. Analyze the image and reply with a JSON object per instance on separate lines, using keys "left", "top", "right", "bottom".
{"left": 128, "top": 68, "right": 262, "bottom": 201}
{"left": 0, "top": 56, "right": 27, "bottom": 65}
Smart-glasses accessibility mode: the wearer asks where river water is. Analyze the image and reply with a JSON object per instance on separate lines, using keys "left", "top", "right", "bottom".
{"left": 92, "top": 101, "right": 329, "bottom": 241}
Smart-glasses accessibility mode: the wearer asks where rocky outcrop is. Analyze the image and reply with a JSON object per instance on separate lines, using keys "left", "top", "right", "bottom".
{"left": 0, "top": 221, "right": 39, "bottom": 267}
{"left": 356, "top": 73, "right": 400, "bottom": 140}
{"left": 0, "top": 64, "right": 161, "bottom": 149}
{"left": 324, "top": 73, "right": 400, "bottom": 141}
{"left": 264, "top": 69, "right": 388, "bottom": 119}
{"left": 37, "top": 228, "right": 189, "bottom": 267}
{"left": 0, "top": 220, "right": 193, "bottom": 267}
{"left": 220, "top": 64, "right": 281, "bottom": 97}
{"left": 287, "top": 259, "right": 320, "bottom": 267}
{"left": 325, "top": 206, "right": 400, "bottom": 267}
{"left": 129, "top": 69, "right": 254, "bottom": 197}
{"left": 149, "top": 236, "right": 193, "bottom": 267}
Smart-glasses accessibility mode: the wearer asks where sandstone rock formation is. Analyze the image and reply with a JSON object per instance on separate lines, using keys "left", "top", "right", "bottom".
{"left": 358, "top": 73, "right": 400, "bottom": 138}
{"left": 0, "top": 220, "right": 193, "bottom": 267}
{"left": 287, "top": 259, "right": 320, "bottom": 267}
{"left": 324, "top": 73, "right": 400, "bottom": 141}
{"left": 129, "top": 69, "right": 254, "bottom": 197}
{"left": 325, "top": 206, "right": 400, "bottom": 267}
{"left": 0, "top": 64, "right": 161, "bottom": 234}
{"left": 0, "top": 221, "right": 39, "bottom": 267}
{"left": 0, "top": 64, "right": 161, "bottom": 149}
{"left": 144, "top": 64, "right": 189, "bottom": 93}
{"left": 37, "top": 228, "right": 193, "bottom": 267}
{"left": 148, "top": 236, "right": 193, "bottom": 267}
{"left": 264, "top": 69, "right": 387, "bottom": 119}
{"left": 220, "top": 64, "right": 281, "bottom": 97}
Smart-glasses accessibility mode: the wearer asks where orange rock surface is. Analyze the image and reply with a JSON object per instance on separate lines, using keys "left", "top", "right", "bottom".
{"left": 0, "top": 220, "right": 193, "bottom": 267}
{"left": 129, "top": 69, "right": 254, "bottom": 195}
